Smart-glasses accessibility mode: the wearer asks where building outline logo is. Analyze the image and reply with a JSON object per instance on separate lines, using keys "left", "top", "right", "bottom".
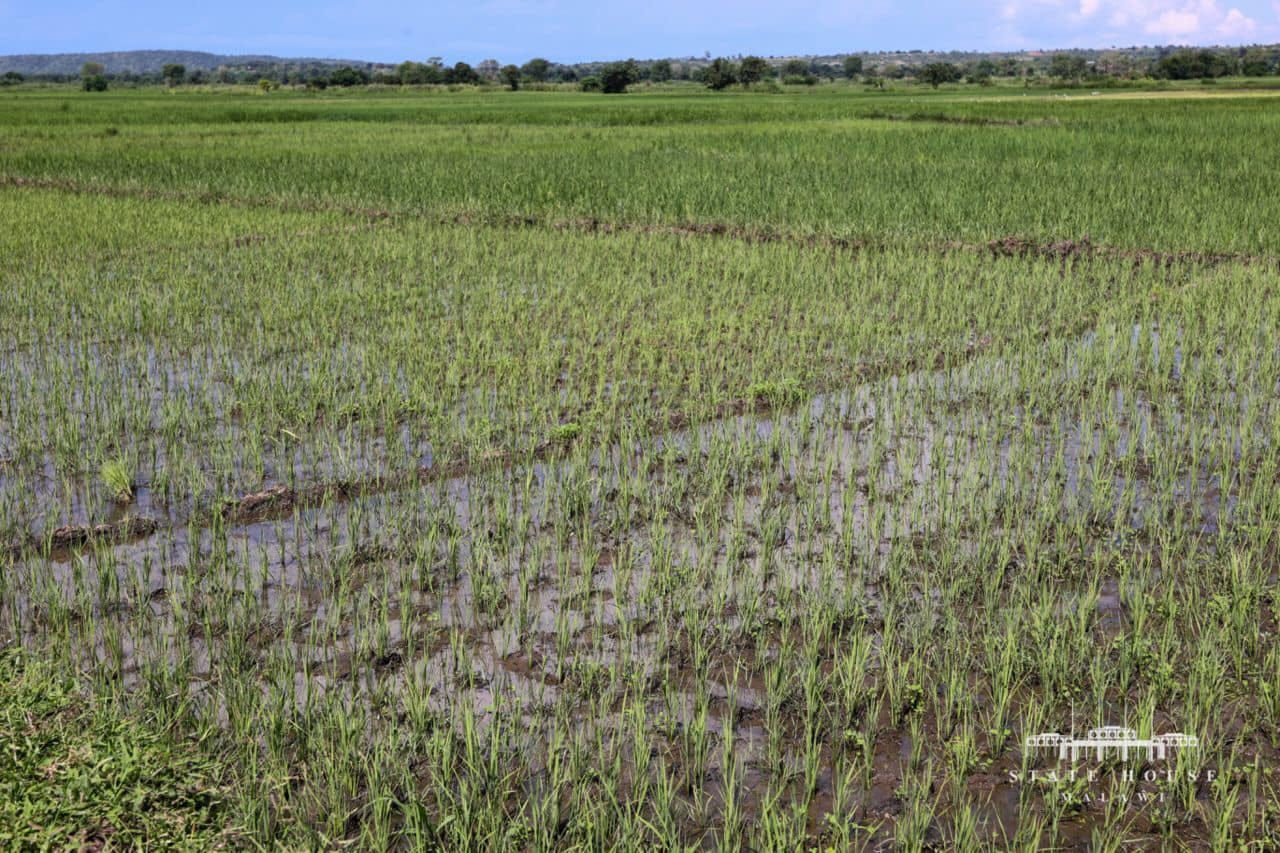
{"left": 1024, "top": 725, "right": 1198, "bottom": 763}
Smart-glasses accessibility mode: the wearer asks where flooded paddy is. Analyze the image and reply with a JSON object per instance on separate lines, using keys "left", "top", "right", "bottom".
{"left": 5, "top": 317, "right": 1275, "bottom": 848}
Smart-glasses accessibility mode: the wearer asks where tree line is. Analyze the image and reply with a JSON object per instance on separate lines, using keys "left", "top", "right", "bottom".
{"left": 13, "top": 45, "right": 1278, "bottom": 94}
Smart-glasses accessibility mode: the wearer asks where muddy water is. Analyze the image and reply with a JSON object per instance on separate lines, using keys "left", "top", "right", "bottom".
{"left": 2, "top": 334, "right": 1265, "bottom": 846}
{"left": 9, "top": 349, "right": 1247, "bottom": 671}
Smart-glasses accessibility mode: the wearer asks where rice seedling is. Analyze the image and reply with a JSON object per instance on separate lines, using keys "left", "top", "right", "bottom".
{"left": 98, "top": 457, "right": 134, "bottom": 503}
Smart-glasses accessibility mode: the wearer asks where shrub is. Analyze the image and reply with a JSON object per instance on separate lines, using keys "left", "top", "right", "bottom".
{"left": 600, "top": 60, "right": 639, "bottom": 94}
{"left": 704, "top": 58, "right": 738, "bottom": 91}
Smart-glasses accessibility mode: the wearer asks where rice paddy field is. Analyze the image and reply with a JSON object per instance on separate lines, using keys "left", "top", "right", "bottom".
{"left": 2, "top": 84, "right": 1280, "bottom": 849}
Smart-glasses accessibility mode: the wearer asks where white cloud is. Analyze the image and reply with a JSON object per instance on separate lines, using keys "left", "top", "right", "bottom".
{"left": 1146, "top": 7, "right": 1203, "bottom": 36}
{"left": 1218, "top": 6, "right": 1259, "bottom": 34}
{"left": 996, "top": 0, "right": 1271, "bottom": 43}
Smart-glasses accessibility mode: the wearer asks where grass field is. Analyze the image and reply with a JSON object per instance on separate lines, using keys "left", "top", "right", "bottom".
{"left": 2, "top": 83, "right": 1280, "bottom": 849}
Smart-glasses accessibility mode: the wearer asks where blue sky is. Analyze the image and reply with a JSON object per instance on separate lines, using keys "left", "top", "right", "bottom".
{"left": 3, "top": 0, "right": 1278, "bottom": 62}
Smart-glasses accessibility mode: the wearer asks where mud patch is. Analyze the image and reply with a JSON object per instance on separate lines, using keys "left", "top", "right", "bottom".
{"left": 46, "top": 516, "right": 158, "bottom": 552}
{"left": 983, "top": 234, "right": 1260, "bottom": 268}
{"left": 862, "top": 111, "right": 1061, "bottom": 128}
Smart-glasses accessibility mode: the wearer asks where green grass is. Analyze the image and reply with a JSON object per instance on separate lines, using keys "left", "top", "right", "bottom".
{"left": 0, "top": 647, "right": 235, "bottom": 848}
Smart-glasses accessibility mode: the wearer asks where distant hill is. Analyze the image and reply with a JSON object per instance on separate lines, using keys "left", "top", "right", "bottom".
{"left": 0, "top": 50, "right": 365, "bottom": 76}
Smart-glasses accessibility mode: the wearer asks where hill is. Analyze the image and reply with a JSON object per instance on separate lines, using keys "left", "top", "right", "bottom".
{"left": 0, "top": 50, "right": 362, "bottom": 76}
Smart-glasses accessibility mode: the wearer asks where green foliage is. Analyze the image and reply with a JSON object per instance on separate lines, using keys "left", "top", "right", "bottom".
{"left": 161, "top": 63, "right": 186, "bottom": 86}
{"left": 1239, "top": 48, "right": 1277, "bottom": 77}
{"left": 520, "top": 57, "right": 551, "bottom": 82}
{"left": 328, "top": 66, "right": 370, "bottom": 87}
{"left": 918, "top": 62, "right": 962, "bottom": 87}
{"left": 843, "top": 55, "right": 864, "bottom": 78}
{"left": 599, "top": 59, "right": 639, "bottom": 93}
{"left": 81, "top": 75, "right": 108, "bottom": 92}
{"left": 649, "top": 58, "right": 673, "bottom": 82}
{"left": 781, "top": 58, "right": 816, "bottom": 85}
{"left": 548, "top": 421, "right": 582, "bottom": 443}
{"left": 396, "top": 60, "right": 443, "bottom": 85}
{"left": 1158, "top": 49, "right": 1233, "bottom": 80}
{"left": 500, "top": 64, "right": 520, "bottom": 90}
{"left": 746, "top": 379, "right": 802, "bottom": 406}
{"left": 446, "top": 61, "right": 479, "bottom": 84}
{"left": 0, "top": 649, "right": 234, "bottom": 848}
{"left": 739, "top": 55, "right": 771, "bottom": 87}
{"left": 1049, "top": 52, "right": 1089, "bottom": 81}
{"left": 704, "top": 57, "right": 739, "bottom": 90}
{"left": 99, "top": 457, "right": 134, "bottom": 502}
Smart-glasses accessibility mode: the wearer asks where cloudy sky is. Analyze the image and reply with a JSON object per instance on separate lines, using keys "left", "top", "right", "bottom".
{"left": 2, "top": 0, "right": 1277, "bottom": 62}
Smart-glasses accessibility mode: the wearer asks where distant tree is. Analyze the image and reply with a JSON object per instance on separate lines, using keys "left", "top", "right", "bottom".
{"left": 0, "top": 71, "right": 23, "bottom": 85}
{"left": 162, "top": 63, "right": 186, "bottom": 87}
{"left": 649, "top": 59, "right": 672, "bottom": 83}
{"left": 704, "top": 57, "right": 739, "bottom": 90}
{"left": 80, "top": 61, "right": 105, "bottom": 78}
{"left": 1095, "top": 51, "right": 1133, "bottom": 77}
{"left": 328, "top": 66, "right": 369, "bottom": 86}
{"left": 521, "top": 57, "right": 551, "bottom": 82}
{"left": 918, "top": 62, "right": 961, "bottom": 88}
{"left": 500, "top": 64, "right": 520, "bottom": 90}
{"left": 781, "top": 58, "right": 816, "bottom": 85}
{"left": 477, "top": 59, "right": 500, "bottom": 81}
{"left": 738, "top": 55, "right": 770, "bottom": 87}
{"left": 82, "top": 74, "right": 108, "bottom": 92}
{"left": 1049, "top": 53, "right": 1088, "bottom": 81}
{"left": 1240, "top": 48, "right": 1275, "bottom": 77}
{"left": 967, "top": 59, "right": 996, "bottom": 86}
{"left": 781, "top": 59, "right": 809, "bottom": 77}
{"left": 599, "top": 60, "right": 639, "bottom": 93}
{"left": 257, "top": 78, "right": 274, "bottom": 92}
{"left": 579, "top": 75, "right": 602, "bottom": 92}
{"left": 1157, "top": 49, "right": 1230, "bottom": 80}
{"left": 842, "top": 56, "right": 863, "bottom": 78}
{"left": 397, "top": 61, "right": 442, "bottom": 84}
{"left": 188, "top": 69, "right": 206, "bottom": 84}
{"left": 445, "top": 61, "right": 480, "bottom": 84}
